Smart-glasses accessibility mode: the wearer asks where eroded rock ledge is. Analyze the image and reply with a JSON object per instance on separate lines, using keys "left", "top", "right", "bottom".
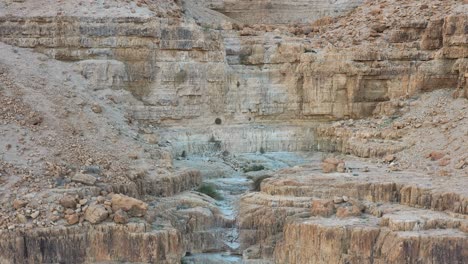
{"left": 0, "top": 223, "right": 183, "bottom": 264}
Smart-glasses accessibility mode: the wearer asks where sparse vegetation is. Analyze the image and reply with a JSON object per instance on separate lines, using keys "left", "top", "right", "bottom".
{"left": 243, "top": 164, "right": 265, "bottom": 173}
{"left": 208, "top": 135, "right": 222, "bottom": 150}
{"left": 197, "top": 183, "right": 222, "bottom": 200}
{"left": 249, "top": 175, "right": 272, "bottom": 191}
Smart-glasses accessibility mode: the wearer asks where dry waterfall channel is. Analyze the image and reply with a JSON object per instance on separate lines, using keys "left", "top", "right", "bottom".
{"left": 177, "top": 152, "right": 317, "bottom": 263}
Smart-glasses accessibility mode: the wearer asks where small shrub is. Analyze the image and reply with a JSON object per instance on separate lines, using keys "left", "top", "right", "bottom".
{"left": 197, "top": 183, "right": 222, "bottom": 200}
{"left": 259, "top": 147, "right": 266, "bottom": 154}
{"left": 243, "top": 164, "right": 265, "bottom": 173}
{"left": 208, "top": 135, "right": 222, "bottom": 151}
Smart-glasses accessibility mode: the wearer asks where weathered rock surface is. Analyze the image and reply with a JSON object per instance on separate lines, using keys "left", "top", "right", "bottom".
{"left": 72, "top": 173, "right": 97, "bottom": 186}
{"left": 0, "top": 0, "right": 466, "bottom": 263}
{"left": 239, "top": 157, "right": 468, "bottom": 263}
{"left": 0, "top": 223, "right": 183, "bottom": 264}
{"left": 191, "top": 0, "right": 364, "bottom": 25}
{"left": 84, "top": 204, "right": 109, "bottom": 224}
{"left": 111, "top": 194, "right": 148, "bottom": 217}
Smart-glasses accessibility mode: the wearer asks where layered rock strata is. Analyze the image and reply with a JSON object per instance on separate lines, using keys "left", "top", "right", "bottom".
{"left": 0, "top": 223, "right": 183, "bottom": 264}
{"left": 239, "top": 161, "right": 468, "bottom": 263}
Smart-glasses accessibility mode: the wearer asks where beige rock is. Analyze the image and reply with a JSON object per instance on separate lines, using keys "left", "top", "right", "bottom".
{"left": 333, "top": 196, "right": 344, "bottom": 204}
{"left": 438, "top": 158, "right": 450, "bottom": 167}
{"left": 30, "top": 211, "right": 40, "bottom": 219}
{"left": 428, "top": 151, "right": 445, "bottom": 161}
{"left": 71, "top": 173, "right": 96, "bottom": 186}
{"left": 311, "top": 199, "right": 335, "bottom": 217}
{"left": 336, "top": 162, "right": 346, "bottom": 173}
{"left": 455, "top": 160, "right": 466, "bottom": 169}
{"left": 113, "top": 209, "right": 129, "bottom": 224}
{"left": 59, "top": 195, "right": 77, "bottom": 209}
{"left": 322, "top": 158, "right": 344, "bottom": 173}
{"left": 91, "top": 104, "right": 102, "bottom": 113}
{"left": 111, "top": 194, "right": 148, "bottom": 217}
{"left": 84, "top": 204, "right": 108, "bottom": 224}
{"left": 13, "top": 199, "right": 28, "bottom": 210}
{"left": 16, "top": 214, "right": 27, "bottom": 224}
{"left": 384, "top": 154, "right": 396, "bottom": 163}
{"left": 65, "top": 214, "right": 79, "bottom": 225}
{"left": 143, "top": 134, "right": 159, "bottom": 144}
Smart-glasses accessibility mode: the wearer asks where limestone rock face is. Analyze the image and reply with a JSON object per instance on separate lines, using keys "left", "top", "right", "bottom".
{"left": 239, "top": 159, "right": 468, "bottom": 263}
{"left": 72, "top": 173, "right": 97, "bottom": 186}
{"left": 0, "top": 1, "right": 466, "bottom": 264}
{"left": 59, "top": 195, "right": 77, "bottom": 209}
{"left": 275, "top": 219, "right": 468, "bottom": 264}
{"left": 0, "top": 223, "right": 183, "bottom": 264}
{"left": 192, "top": 0, "right": 364, "bottom": 25}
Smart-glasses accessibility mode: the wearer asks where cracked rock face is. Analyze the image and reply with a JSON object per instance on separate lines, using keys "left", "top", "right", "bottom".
{"left": 0, "top": 0, "right": 466, "bottom": 263}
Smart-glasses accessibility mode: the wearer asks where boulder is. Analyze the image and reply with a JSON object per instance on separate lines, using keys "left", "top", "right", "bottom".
{"left": 427, "top": 151, "right": 445, "bottom": 161}
{"left": 59, "top": 195, "right": 77, "bottom": 209}
{"left": 113, "top": 209, "right": 129, "bottom": 224}
{"left": 84, "top": 204, "right": 108, "bottom": 224}
{"left": 65, "top": 214, "right": 79, "bottom": 225}
{"left": 311, "top": 199, "right": 335, "bottom": 217}
{"left": 72, "top": 173, "right": 96, "bottom": 186}
{"left": 322, "top": 158, "right": 344, "bottom": 173}
{"left": 13, "top": 199, "right": 28, "bottom": 210}
{"left": 111, "top": 194, "right": 148, "bottom": 217}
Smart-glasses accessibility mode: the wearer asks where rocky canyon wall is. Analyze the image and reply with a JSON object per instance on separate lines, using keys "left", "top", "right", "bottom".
{"left": 191, "top": 0, "right": 364, "bottom": 25}
{"left": 0, "top": 11, "right": 465, "bottom": 132}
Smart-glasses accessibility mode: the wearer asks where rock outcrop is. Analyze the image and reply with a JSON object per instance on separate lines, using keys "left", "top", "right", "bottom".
{"left": 238, "top": 160, "right": 468, "bottom": 263}
{"left": 0, "top": 223, "right": 183, "bottom": 264}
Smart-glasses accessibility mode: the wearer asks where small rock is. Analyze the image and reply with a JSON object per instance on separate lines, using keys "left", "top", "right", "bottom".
{"left": 30, "top": 211, "right": 40, "bottom": 219}
{"left": 333, "top": 196, "right": 344, "bottom": 204}
{"left": 96, "top": 196, "right": 106, "bottom": 203}
{"left": 84, "top": 204, "right": 108, "bottom": 224}
{"left": 111, "top": 194, "right": 148, "bottom": 217}
{"left": 455, "top": 160, "right": 466, "bottom": 169}
{"left": 384, "top": 154, "right": 396, "bottom": 163}
{"left": 65, "top": 214, "right": 79, "bottom": 225}
{"left": 438, "top": 158, "right": 450, "bottom": 167}
{"left": 322, "top": 158, "right": 343, "bottom": 173}
{"left": 392, "top": 121, "right": 405, "bottom": 129}
{"left": 337, "top": 162, "right": 346, "bottom": 173}
{"left": 91, "top": 104, "right": 102, "bottom": 114}
{"left": 143, "top": 134, "right": 158, "bottom": 144}
{"left": 13, "top": 199, "right": 28, "bottom": 210}
{"left": 311, "top": 199, "right": 335, "bottom": 217}
{"left": 342, "top": 196, "right": 349, "bottom": 202}
{"left": 128, "top": 153, "right": 139, "bottom": 160}
{"left": 16, "top": 214, "right": 27, "bottom": 224}
{"left": 113, "top": 209, "right": 128, "bottom": 224}
{"left": 60, "top": 195, "right": 77, "bottom": 209}
{"left": 72, "top": 173, "right": 96, "bottom": 186}
{"left": 79, "top": 199, "right": 88, "bottom": 205}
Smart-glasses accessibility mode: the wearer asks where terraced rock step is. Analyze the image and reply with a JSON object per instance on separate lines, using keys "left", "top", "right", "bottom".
{"left": 238, "top": 156, "right": 468, "bottom": 263}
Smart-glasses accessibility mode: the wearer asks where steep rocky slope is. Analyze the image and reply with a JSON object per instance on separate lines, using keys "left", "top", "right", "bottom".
{"left": 0, "top": 0, "right": 466, "bottom": 263}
